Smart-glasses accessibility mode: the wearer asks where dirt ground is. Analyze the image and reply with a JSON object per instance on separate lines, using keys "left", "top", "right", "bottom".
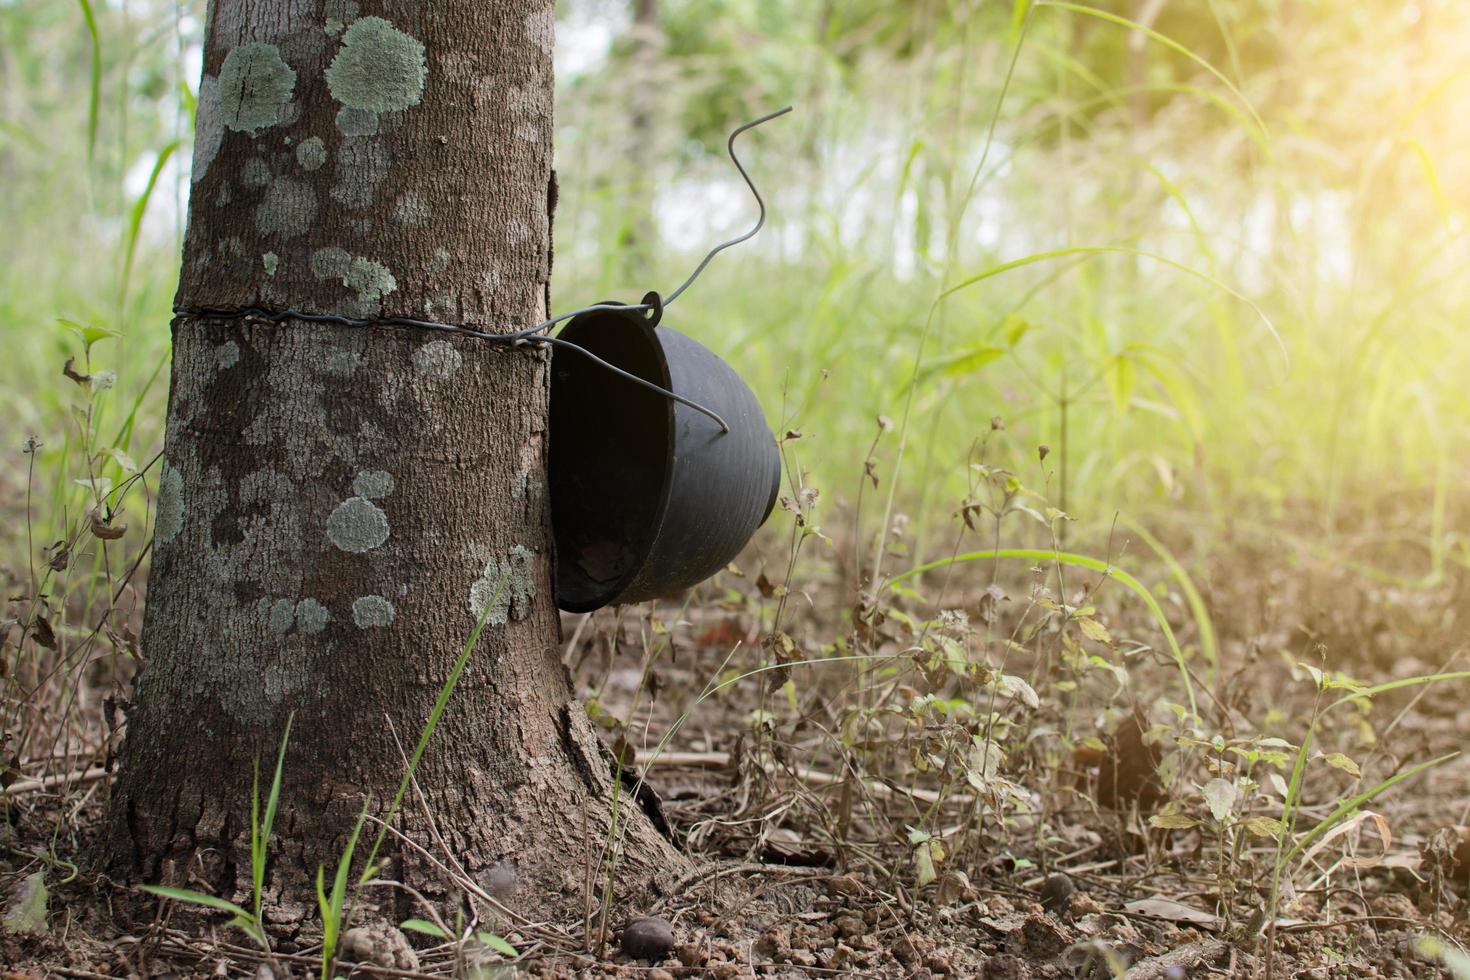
{"left": 6, "top": 514, "right": 1470, "bottom": 978}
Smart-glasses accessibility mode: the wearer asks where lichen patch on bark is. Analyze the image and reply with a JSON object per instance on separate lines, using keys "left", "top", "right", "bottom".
{"left": 269, "top": 597, "right": 297, "bottom": 633}
{"left": 311, "top": 247, "right": 397, "bottom": 314}
{"left": 326, "top": 495, "right": 390, "bottom": 553}
{"left": 218, "top": 42, "right": 297, "bottom": 136}
{"left": 215, "top": 341, "right": 241, "bottom": 370}
{"left": 331, "top": 139, "right": 390, "bottom": 209}
{"left": 295, "top": 598, "right": 331, "bottom": 634}
{"left": 352, "top": 595, "right": 396, "bottom": 628}
{"left": 468, "top": 545, "right": 538, "bottom": 624}
{"left": 335, "top": 106, "right": 380, "bottom": 136}
{"left": 353, "top": 470, "right": 394, "bottom": 499}
{"left": 324, "top": 0, "right": 359, "bottom": 36}
{"left": 296, "top": 136, "right": 328, "bottom": 171}
{"left": 255, "top": 179, "right": 318, "bottom": 239}
{"left": 391, "top": 192, "right": 428, "bottom": 228}
{"left": 412, "top": 340, "right": 461, "bottom": 379}
{"left": 192, "top": 76, "right": 224, "bottom": 182}
{"left": 325, "top": 17, "right": 427, "bottom": 114}
{"left": 242, "top": 156, "right": 273, "bottom": 188}
{"left": 154, "top": 462, "right": 185, "bottom": 547}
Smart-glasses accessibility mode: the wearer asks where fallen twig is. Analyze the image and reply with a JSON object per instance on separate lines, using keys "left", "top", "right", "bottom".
{"left": 4, "top": 765, "right": 109, "bottom": 796}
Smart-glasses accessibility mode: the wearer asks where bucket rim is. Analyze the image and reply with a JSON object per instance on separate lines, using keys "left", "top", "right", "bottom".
{"left": 553, "top": 305, "right": 677, "bottom": 612}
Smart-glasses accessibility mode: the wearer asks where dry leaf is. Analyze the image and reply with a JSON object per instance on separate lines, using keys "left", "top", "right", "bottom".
{"left": 89, "top": 511, "right": 127, "bottom": 540}
{"left": 1122, "top": 897, "right": 1222, "bottom": 930}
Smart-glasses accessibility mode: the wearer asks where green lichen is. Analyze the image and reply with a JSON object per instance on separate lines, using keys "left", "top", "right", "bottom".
{"left": 215, "top": 340, "right": 241, "bottom": 369}
{"left": 353, "top": 470, "right": 394, "bottom": 499}
{"left": 218, "top": 42, "right": 297, "bottom": 136}
{"left": 262, "top": 252, "right": 279, "bottom": 277}
{"left": 311, "top": 247, "right": 396, "bottom": 307}
{"left": 468, "top": 545, "right": 537, "bottom": 624}
{"left": 295, "top": 598, "right": 330, "bottom": 634}
{"left": 242, "top": 157, "right": 272, "bottom": 187}
{"left": 352, "top": 594, "right": 395, "bottom": 628}
{"left": 427, "top": 247, "right": 450, "bottom": 274}
{"left": 255, "top": 179, "right": 317, "bottom": 239}
{"left": 310, "top": 246, "right": 351, "bottom": 280}
{"left": 335, "top": 107, "right": 379, "bottom": 137}
{"left": 326, "top": 495, "right": 389, "bottom": 553}
{"left": 296, "top": 136, "right": 327, "bottom": 171}
{"left": 345, "top": 256, "right": 396, "bottom": 303}
{"left": 192, "top": 75, "right": 224, "bottom": 182}
{"left": 412, "top": 340, "right": 461, "bottom": 379}
{"left": 331, "top": 139, "right": 389, "bottom": 209}
{"left": 155, "top": 462, "right": 184, "bottom": 546}
{"left": 391, "top": 192, "right": 428, "bottom": 228}
{"left": 325, "top": 17, "right": 427, "bottom": 114}
{"left": 269, "top": 598, "right": 297, "bottom": 633}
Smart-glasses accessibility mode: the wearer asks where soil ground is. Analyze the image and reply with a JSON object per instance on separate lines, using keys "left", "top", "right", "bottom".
{"left": 5, "top": 513, "right": 1470, "bottom": 978}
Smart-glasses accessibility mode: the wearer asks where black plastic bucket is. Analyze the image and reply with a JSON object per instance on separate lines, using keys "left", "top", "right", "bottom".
{"left": 549, "top": 303, "right": 781, "bottom": 612}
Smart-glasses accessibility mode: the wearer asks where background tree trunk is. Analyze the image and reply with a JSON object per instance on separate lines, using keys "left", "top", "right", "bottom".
{"left": 616, "top": 0, "right": 660, "bottom": 282}
{"left": 103, "top": 0, "right": 681, "bottom": 925}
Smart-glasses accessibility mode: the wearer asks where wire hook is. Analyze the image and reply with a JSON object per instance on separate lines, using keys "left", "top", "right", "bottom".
{"left": 663, "top": 106, "right": 793, "bottom": 306}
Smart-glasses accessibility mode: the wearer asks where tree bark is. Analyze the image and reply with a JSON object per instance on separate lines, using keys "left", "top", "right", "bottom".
{"left": 104, "top": 0, "right": 681, "bottom": 927}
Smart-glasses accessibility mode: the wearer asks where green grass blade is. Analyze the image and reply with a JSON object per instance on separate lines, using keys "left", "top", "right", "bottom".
{"left": 1120, "top": 519, "right": 1218, "bottom": 669}
{"left": 253, "top": 712, "right": 292, "bottom": 923}
{"left": 110, "top": 349, "right": 171, "bottom": 453}
{"left": 1327, "top": 671, "right": 1470, "bottom": 713}
{"left": 1034, "top": 1, "right": 1270, "bottom": 146}
{"left": 139, "top": 885, "right": 251, "bottom": 919}
{"left": 477, "top": 932, "right": 518, "bottom": 957}
{"left": 119, "top": 140, "right": 180, "bottom": 312}
{"left": 250, "top": 759, "right": 261, "bottom": 920}
{"left": 76, "top": 0, "right": 101, "bottom": 163}
{"left": 318, "top": 803, "right": 367, "bottom": 980}
{"left": 399, "top": 918, "right": 449, "bottom": 939}
{"left": 937, "top": 245, "right": 1285, "bottom": 360}
{"left": 360, "top": 573, "right": 507, "bottom": 883}
{"left": 1278, "top": 752, "right": 1458, "bottom": 872}
{"left": 261, "top": 713, "right": 291, "bottom": 855}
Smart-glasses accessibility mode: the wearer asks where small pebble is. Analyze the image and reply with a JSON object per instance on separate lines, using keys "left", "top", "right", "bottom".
{"left": 1039, "top": 873, "right": 1075, "bottom": 914}
{"left": 833, "top": 914, "right": 866, "bottom": 940}
{"left": 675, "top": 942, "right": 706, "bottom": 968}
{"left": 622, "top": 915, "right": 675, "bottom": 961}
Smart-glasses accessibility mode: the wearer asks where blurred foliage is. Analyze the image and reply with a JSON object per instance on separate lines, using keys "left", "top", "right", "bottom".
{"left": 2, "top": 0, "right": 1469, "bottom": 581}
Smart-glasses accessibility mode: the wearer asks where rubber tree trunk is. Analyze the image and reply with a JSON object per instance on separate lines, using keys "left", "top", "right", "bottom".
{"left": 103, "top": 0, "right": 681, "bottom": 925}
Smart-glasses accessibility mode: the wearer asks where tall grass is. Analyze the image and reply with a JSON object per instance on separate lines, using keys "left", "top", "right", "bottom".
{"left": 7, "top": 1, "right": 1470, "bottom": 567}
